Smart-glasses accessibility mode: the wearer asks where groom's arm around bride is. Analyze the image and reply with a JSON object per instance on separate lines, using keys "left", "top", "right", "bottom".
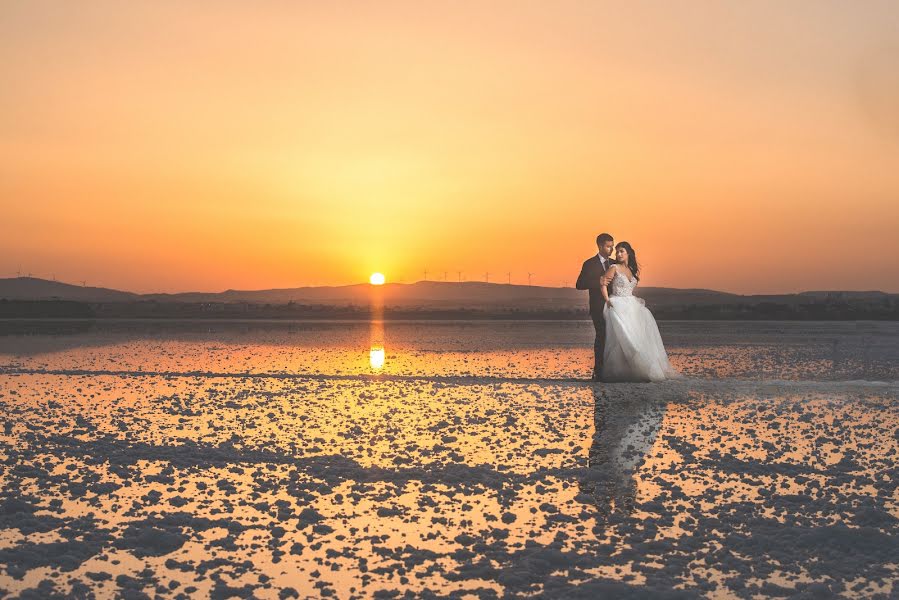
{"left": 575, "top": 254, "right": 612, "bottom": 312}
{"left": 576, "top": 234, "right": 616, "bottom": 318}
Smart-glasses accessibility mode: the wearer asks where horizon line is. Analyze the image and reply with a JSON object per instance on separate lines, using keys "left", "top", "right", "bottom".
{"left": 1, "top": 275, "right": 895, "bottom": 298}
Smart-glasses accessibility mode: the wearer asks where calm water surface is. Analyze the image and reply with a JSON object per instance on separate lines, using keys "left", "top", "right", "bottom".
{"left": 1, "top": 319, "right": 896, "bottom": 381}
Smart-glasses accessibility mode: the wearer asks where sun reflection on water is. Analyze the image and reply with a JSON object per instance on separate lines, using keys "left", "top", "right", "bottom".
{"left": 369, "top": 313, "right": 385, "bottom": 372}
{"left": 369, "top": 346, "right": 385, "bottom": 371}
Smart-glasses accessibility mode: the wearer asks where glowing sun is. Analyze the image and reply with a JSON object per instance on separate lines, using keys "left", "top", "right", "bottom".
{"left": 369, "top": 272, "right": 386, "bottom": 285}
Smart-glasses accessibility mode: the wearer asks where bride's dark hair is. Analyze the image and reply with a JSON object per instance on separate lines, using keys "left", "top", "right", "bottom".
{"left": 616, "top": 241, "right": 639, "bottom": 280}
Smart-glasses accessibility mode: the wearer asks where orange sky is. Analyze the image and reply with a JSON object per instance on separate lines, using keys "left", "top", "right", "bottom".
{"left": 2, "top": 1, "right": 898, "bottom": 294}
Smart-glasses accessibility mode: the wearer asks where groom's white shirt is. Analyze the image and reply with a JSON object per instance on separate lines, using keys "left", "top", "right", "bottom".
{"left": 597, "top": 253, "right": 609, "bottom": 270}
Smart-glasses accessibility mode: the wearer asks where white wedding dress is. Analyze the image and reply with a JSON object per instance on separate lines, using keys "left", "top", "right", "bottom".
{"left": 602, "top": 272, "right": 679, "bottom": 382}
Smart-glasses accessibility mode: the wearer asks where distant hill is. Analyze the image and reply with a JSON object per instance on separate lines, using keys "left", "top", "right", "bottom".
{"left": 0, "top": 277, "right": 743, "bottom": 309}
{"left": 0, "top": 277, "right": 895, "bottom": 318}
{"left": 0, "top": 277, "right": 139, "bottom": 303}
{"left": 147, "top": 281, "right": 747, "bottom": 309}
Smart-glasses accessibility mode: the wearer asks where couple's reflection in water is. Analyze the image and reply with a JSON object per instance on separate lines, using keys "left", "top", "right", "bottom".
{"left": 364, "top": 314, "right": 664, "bottom": 523}
{"left": 581, "top": 386, "right": 667, "bottom": 521}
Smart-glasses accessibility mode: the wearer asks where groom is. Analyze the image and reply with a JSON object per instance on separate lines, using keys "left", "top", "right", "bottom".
{"left": 576, "top": 233, "right": 615, "bottom": 381}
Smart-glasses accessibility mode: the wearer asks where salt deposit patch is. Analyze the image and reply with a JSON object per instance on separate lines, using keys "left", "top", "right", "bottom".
{"left": 0, "top": 365, "right": 896, "bottom": 597}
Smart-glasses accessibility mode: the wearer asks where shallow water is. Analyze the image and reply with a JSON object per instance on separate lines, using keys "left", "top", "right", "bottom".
{"left": 0, "top": 320, "right": 896, "bottom": 598}
{"left": 2, "top": 319, "right": 897, "bottom": 382}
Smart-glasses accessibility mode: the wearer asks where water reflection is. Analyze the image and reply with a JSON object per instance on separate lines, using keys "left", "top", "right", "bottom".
{"left": 368, "top": 283, "right": 386, "bottom": 372}
{"left": 581, "top": 387, "right": 666, "bottom": 518}
{"left": 1, "top": 330, "right": 895, "bottom": 597}
{"left": 1, "top": 320, "right": 896, "bottom": 381}
{"left": 369, "top": 319, "right": 386, "bottom": 372}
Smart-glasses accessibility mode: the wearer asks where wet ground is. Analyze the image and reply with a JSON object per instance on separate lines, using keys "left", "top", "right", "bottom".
{"left": 0, "top": 320, "right": 896, "bottom": 598}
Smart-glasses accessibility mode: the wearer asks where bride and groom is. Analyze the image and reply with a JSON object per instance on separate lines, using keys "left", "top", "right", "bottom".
{"left": 576, "top": 233, "right": 678, "bottom": 383}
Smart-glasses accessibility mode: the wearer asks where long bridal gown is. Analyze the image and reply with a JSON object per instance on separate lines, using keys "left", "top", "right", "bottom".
{"left": 602, "top": 272, "right": 679, "bottom": 382}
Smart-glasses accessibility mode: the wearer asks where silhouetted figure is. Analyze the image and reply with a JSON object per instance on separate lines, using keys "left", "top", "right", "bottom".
{"left": 576, "top": 233, "right": 615, "bottom": 380}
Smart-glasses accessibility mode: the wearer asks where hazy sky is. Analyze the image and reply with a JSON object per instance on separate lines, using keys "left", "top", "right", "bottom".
{"left": 2, "top": 1, "right": 898, "bottom": 293}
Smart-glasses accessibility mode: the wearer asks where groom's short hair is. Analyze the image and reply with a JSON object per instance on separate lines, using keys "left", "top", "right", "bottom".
{"left": 596, "top": 233, "right": 613, "bottom": 246}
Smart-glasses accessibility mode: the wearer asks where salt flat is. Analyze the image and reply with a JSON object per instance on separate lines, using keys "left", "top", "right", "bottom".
{"left": 0, "top": 321, "right": 896, "bottom": 598}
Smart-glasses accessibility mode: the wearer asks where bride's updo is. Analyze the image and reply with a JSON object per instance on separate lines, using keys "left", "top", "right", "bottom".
{"left": 616, "top": 242, "right": 640, "bottom": 280}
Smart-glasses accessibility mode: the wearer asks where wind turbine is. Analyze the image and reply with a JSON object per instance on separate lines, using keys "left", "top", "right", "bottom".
{"left": 506, "top": 272, "right": 511, "bottom": 285}
{"left": 443, "top": 271, "right": 447, "bottom": 281}
{"left": 528, "top": 272, "right": 535, "bottom": 286}
{"left": 423, "top": 269, "right": 428, "bottom": 281}
{"left": 80, "top": 280, "right": 86, "bottom": 287}
{"left": 484, "top": 272, "right": 490, "bottom": 283}
{"left": 457, "top": 271, "right": 462, "bottom": 283}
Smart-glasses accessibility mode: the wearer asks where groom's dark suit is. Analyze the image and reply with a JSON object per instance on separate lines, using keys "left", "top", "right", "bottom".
{"left": 576, "top": 254, "right": 615, "bottom": 377}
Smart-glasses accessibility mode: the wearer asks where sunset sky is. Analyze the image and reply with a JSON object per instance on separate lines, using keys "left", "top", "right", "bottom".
{"left": 2, "top": 1, "right": 898, "bottom": 294}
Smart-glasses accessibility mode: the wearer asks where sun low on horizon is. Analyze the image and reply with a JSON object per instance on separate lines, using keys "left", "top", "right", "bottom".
{"left": 1, "top": 2, "right": 897, "bottom": 295}
{"left": 369, "top": 273, "right": 386, "bottom": 286}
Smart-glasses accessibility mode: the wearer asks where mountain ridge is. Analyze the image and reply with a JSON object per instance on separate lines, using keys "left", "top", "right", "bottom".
{"left": 1, "top": 277, "right": 894, "bottom": 310}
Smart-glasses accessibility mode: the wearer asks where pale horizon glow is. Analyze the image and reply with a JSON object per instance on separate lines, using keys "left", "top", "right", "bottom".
{"left": 2, "top": 1, "right": 898, "bottom": 294}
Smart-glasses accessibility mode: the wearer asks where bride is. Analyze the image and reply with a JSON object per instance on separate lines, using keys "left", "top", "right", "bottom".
{"left": 600, "top": 242, "right": 679, "bottom": 382}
